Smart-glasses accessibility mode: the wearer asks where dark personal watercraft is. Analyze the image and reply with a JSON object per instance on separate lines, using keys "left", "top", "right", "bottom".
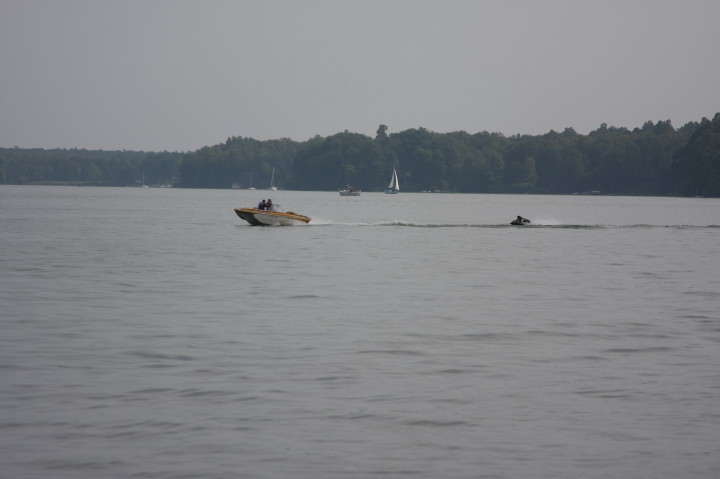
{"left": 510, "top": 216, "right": 531, "bottom": 225}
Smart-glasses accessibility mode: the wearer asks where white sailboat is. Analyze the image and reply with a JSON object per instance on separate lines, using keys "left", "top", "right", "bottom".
{"left": 339, "top": 185, "right": 361, "bottom": 196}
{"left": 339, "top": 169, "right": 361, "bottom": 195}
{"left": 385, "top": 168, "right": 399, "bottom": 194}
{"left": 338, "top": 153, "right": 361, "bottom": 196}
{"left": 268, "top": 168, "right": 277, "bottom": 191}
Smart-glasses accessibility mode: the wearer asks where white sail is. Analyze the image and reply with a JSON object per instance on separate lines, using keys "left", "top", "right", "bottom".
{"left": 385, "top": 168, "right": 399, "bottom": 193}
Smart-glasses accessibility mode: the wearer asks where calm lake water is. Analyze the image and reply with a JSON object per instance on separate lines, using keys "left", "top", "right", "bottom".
{"left": 1, "top": 185, "right": 719, "bottom": 479}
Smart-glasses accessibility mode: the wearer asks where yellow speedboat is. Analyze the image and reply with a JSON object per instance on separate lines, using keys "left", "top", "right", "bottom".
{"left": 234, "top": 207, "right": 311, "bottom": 226}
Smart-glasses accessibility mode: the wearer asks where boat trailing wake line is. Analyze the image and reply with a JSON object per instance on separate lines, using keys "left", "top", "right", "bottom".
{"left": 349, "top": 223, "right": 718, "bottom": 229}
{"left": 368, "top": 222, "right": 599, "bottom": 228}
{"left": 234, "top": 216, "right": 719, "bottom": 229}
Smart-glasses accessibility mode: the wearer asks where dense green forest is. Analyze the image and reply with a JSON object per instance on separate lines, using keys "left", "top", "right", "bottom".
{"left": 2, "top": 113, "right": 719, "bottom": 196}
{"left": 0, "top": 148, "right": 182, "bottom": 187}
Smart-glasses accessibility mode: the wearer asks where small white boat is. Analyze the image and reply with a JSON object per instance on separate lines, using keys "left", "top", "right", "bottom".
{"left": 339, "top": 186, "right": 361, "bottom": 196}
{"left": 385, "top": 168, "right": 399, "bottom": 194}
{"left": 338, "top": 157, "right": 361, "bottom": 196}
{"left": 234, "top": 206, "right": 310, "bottom": 226}
{"left": 268, "top": 168, "right": 277, "bottom": 191}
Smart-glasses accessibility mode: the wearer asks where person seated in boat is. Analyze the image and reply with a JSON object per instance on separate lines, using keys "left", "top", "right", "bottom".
{"left": 265, "top": 199, "right": 273, "bottom": 211}
{"left": 258, "top": 199, "right": 267, "bottom": 210}
{"left": 513, "top": 215, "right": 530, "bottom": 224}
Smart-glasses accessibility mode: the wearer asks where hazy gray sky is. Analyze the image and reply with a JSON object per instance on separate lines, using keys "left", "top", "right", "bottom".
{"left": 2, "top": 0, "right": 719, "bottom": 152}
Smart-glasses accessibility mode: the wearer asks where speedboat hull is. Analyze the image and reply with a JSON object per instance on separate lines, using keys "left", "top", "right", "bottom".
{"left": 234, "top": 208, "right": 311, "bottom": 226}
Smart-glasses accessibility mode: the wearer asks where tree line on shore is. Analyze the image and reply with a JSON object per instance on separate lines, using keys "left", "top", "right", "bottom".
{"left": 1, "top": 113, "right": 718, "bottom": 196}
